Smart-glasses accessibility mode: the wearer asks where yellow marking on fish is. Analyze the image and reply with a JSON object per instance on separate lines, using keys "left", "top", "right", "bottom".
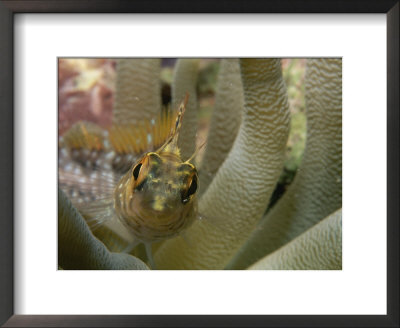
{"left": 153, "top": 195, "right": 166, "bottom": 212}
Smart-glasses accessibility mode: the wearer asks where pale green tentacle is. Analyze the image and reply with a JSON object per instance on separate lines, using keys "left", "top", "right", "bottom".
{"left": 199, "top": 59, "right": 243, "bottom": 194}
{"left": 227, "top": 58, "right": 342, "bottom": 269}
{"left": 58, "top": 188, "right": 148, "bottom": 270}
{"left": 249, "top": 209, "right": 342, "bottom": 270}
{"left": 113, "top": 59, "right": 161, "bottom": 125}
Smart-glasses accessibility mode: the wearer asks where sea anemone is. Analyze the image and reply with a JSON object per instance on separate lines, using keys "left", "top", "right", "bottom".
{"left": 58, "top": 58, "right": 342, "bottom": 270}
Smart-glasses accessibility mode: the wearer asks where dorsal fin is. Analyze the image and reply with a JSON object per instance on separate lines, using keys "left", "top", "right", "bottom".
{"left": 61, "top": 97, "right": 185, "bottom": 159}
{"left": 108, "top": 106, "right": 179, "bottom": 156}
{"left": 157, "top": 93, "right": 189, "bottom": 156}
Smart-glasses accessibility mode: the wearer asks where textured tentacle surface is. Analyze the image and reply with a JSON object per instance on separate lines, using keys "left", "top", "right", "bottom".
{"left": 171, "top": 59, "right": 199, "bottom": 161}
{"left": 249, "top": 209, "right": 342, "bottom": 270}
{"left": 199, "top": 59, "right": 244, "bottom": 194}
{"left": 227, "top": 58, "right": 342, "bottom": 269}
{"left": 154, "top": 59, "right": 290, "bottom": 269}
{"left": 113, "top": 59, "right": 161, "bottom": 125}
{"left": 58, "top": 188, "right": 148, "bottom": 270}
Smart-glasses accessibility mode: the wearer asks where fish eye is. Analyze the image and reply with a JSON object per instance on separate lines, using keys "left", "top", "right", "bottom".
{"left": 181, "top": 175, "right": 198, "bottom": 204}
{"left": 132, "top": 163, "right": 142, "bottom": 180}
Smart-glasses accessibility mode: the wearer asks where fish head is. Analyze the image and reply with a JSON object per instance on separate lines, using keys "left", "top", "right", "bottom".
{"left": 128, "top": 151, "right": 198, "bottom": 219}
{"left": 113, "top": 93, "right": 200, "bottom": 242}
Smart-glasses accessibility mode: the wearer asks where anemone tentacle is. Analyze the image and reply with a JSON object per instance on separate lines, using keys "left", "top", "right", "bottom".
{"left": 248, "top": 209, "right": 342, "bottom": 270}
{"left": 227, "top": 58, "right": 342, "bottom": 269}
{"left": 113, "top": 59, "right": 161, "bottom": 125}
{"left": 199, "top": 59, "right": 244, "bottom": 194}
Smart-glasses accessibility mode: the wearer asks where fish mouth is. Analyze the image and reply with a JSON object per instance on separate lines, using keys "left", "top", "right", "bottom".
{"left": 150, "top": 204, "right": 178, "bottom": 218}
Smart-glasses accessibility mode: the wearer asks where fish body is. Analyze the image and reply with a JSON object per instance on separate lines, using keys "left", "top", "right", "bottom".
{"left": 59, "top": 94, "right": 198, "bottom": 267}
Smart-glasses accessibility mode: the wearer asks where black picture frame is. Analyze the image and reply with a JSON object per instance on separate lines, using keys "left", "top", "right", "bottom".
{"left": 0, "top": 1, "right": 398, "bottom": 327}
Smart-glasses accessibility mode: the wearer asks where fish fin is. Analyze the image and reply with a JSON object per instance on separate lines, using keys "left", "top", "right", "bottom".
{"left": 59, "top": 161, "right": 119, "bottom": 206}
{"left": 122, "top": 239, "right": 141, "bottom": 254}
{"left": 59, "top": 154, "right": 120, "bottom": 232}
{"left": 59, "top": 132, "right": 119, "bottom": 201}
{"left": 156, "top": 93, "right": 188, "bottom": 155}
{"left": 144, "top": 242, "right": 156, "bottom": 269}
{"left": 59, "top": 165, "right": 118, "bottom": 195}
{"left": 91, "top": 223, "right": 133, "bottom": 253}
{"left": 81, "top": 197, "right": 116, "bottom": 229}
{"left": 102, "top": 215, "right": 137, "bottom": 244}
{"left": 108, "top": 106, "right": 179, "bottom": 157}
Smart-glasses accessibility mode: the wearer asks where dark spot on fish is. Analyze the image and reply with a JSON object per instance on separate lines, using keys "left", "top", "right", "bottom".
{"left": 181, "top": 175, "right": 197, "bottom": 204}
{"left": 132, "top": 163, "right": 142, "bottom": 180}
